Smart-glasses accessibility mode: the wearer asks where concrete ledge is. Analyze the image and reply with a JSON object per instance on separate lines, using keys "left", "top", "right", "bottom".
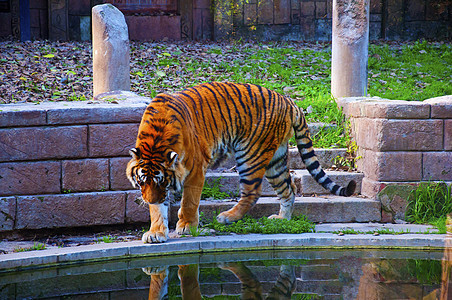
{"left": 0, "top": 230, "right": 447, "bottom": 273}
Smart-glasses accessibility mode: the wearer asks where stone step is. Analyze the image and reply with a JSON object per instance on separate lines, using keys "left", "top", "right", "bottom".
{"left": 211, "top": 147, "right": 347, "bottom": 170}
{"left": 204, "top": 169, "right": 363, "bottom": 197}
{"left": 169, "top": 196, "right": 381, "bottom": 226}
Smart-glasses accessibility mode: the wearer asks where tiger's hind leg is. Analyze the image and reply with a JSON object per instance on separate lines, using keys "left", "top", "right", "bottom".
{"left": 265, "top": 143, "right": 296, "bottom": 220}
{"left": 216, "top": 149, "right": 275, "bottom": 224}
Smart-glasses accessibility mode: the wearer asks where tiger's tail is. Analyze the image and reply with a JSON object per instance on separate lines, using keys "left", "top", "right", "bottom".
{"left": 293, "top": 105, "right": 356, "bottom": 197}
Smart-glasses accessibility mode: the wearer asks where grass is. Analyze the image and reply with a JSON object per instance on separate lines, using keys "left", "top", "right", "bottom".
{"left": 405, "top": 181, "right": 452, "bottom": 233}
{"left": 13, "top": 243, "right": 46, "bottom": 252}
{"left": 201, "top": 178, "right": 237, "bottom": 200}
{"left": 96, "top": 235, "right": 118, "bottom": 243}
{"left": 204, "top": 214, "right": 315, "bottom": 234}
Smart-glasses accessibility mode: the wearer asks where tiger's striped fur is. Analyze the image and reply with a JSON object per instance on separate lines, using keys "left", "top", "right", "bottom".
{"left": 126, "top": 82, "right": 355, "bottom": 243}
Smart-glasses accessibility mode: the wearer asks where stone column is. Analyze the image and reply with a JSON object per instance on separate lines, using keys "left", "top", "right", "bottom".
{"left": 92, "top": 4, "right": 130, "bottom": 97}
{"left": 331, "top": 0, "right": 370, "bottom": 98}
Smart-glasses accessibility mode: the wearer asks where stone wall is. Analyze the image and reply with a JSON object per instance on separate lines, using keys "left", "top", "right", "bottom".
{"left": 0, "top": 92, "right": 150, "bottom": 232}
{"left": 338, "top": 95, "right": 452, "bottom": 222}
{"left": 1, "top": 0, "right": 450, "bottom": 41}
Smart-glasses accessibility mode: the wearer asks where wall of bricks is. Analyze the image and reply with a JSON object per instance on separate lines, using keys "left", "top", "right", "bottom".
{"left": 338, "top": 95, "right": 452, "bottom": 221}
{"left": 1, "top": 0, "right": 450, "bottom": 41}
{"left": 0, "top": 93, "right": 151, "bottom": 232}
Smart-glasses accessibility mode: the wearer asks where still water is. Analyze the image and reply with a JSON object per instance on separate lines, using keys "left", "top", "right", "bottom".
{"left": 1, "top": 249, "right": 451, "bottom": 299}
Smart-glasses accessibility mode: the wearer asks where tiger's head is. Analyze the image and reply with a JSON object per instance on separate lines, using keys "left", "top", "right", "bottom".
{"left": 126, "top": 147, "right": 182, "bottom": 204}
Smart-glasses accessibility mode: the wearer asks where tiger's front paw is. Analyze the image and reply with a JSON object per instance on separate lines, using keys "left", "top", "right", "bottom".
{"left": 268, "top": 214, "right": 284, "bottom": 219}
{"left": 142, "top": 228, "right": 168, "bottom": 243}
{"left": 176, "top": 219, "right": 198, "bottom": 235}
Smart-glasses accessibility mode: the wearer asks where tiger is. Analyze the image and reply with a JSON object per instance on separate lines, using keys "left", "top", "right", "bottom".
{"left": 126, "top": 82, "right": 356, "bottom": 243}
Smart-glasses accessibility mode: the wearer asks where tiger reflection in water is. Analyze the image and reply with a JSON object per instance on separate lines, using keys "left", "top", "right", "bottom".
{"left": 143, "top": 263, "right": 296, "bottom": 300}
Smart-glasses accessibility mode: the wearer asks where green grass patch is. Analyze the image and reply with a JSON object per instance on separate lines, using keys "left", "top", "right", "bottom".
{"left": 201, "top": 178, "right": 237, "bottom": 200}
{"left": 204, "top": 214, "right": 315, "bottom": 234}
{"left": 13, "top": 243, "right": 46, "bottom": 252}
{"left": 405, "top": 181, "right": 452, "bottom": 226}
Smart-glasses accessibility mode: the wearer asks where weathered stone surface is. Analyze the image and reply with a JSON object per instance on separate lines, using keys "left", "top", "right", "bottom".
{"left": 110, "top": 157, "right": 132, "bottom": 190}
{"left": 425, "top": 95, "right": 452, "bottom": 119}
{"left": 47, "top": 103, "right": 146, "bottom": 125}
{"left": 125, "top": 15, "right": 181, "bottom": 41}
{"left": 0, "top": 197, "right": 15, "bottom": 231}
{"left": 0, "top": 108, "right": 47, "bottom": 128}
{"left": 300, "top": 1, "right": 315, "bottom": 17}
{"left": 445, "top": 120, "right": 452, "bottom": 151}
{"left": 377, "top": 184, "right": 417, "bottom": 222}
{"left": 16, "top": 191, "right": 126, "bottom": 229}
{"left": 352, "top": 118, "right": 444, "bottom": 151}
{"left": 423, "top": 152, "right": 452, "bottom": 181}
{"left": 62, "top": 159, "right": 109, "bottom": 192}
{"left": 295, "top": 169, "right": 363, "bottom": 195}
{"left": 331, "top": 0, "right": 369, "bottom": 98}
{"left": 244, "top": 3, "right": 257, "bottom": 25}
{"left": 258, "top": 0, "right": 273, "bottom": 24}
{"left": 0, "top": 161, "right": 61, "bottom": 196}
{"left": 170, "top": 196, "right": 381, "bottom": 226}
{"left": 0, "top": 126, "right": 88, "bottom": 162}
{"left": 274, "top": 0, "right": 290, "bottom": 24}
{"left": 358, "top": 149, "right": 422, "bottom": 181}
{"left": 287, "top": 147, "right": 346, "bottom": 170}
{"left": 125, "top": 190, "right": 149, "bottom": 223}
{"left": 348, "top": 99, "right": 431, "bottom": 119}
{"left": 360, "top": 177, "right": 386, "bottom": 198}
{"left": 88, "top": 124, "right": 139, "bottom": 157}
{"left": 92, "top": 4, "right": 130, "bottom": 96}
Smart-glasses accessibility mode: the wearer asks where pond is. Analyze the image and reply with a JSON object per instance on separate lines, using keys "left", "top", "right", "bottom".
{"left": 1, "top": 249, "right": 451, "bottom": 299}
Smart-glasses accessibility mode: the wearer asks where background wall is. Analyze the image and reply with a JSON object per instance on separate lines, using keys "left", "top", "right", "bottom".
{"left": 0, "top": 0, "right": 450, "bottom": 41}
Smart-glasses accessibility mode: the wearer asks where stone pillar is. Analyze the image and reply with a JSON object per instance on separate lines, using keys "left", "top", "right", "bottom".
{"left": 92, "top": 4, "right": 130, "bottom": 97}
{"left": 331, "top": 0, "right": 370, "bottom": 98}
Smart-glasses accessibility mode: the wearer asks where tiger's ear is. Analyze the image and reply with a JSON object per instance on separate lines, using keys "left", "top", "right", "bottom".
{"left": 167, "top": 151, "right": 178, "bottom": 169}
{"left": 129, "top": 148, "right": 140, "bottom": 160}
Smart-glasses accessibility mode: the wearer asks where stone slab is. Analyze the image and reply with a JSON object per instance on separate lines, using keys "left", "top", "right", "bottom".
{"left": 0, "top": 196, "right": 15, "bottom": 231}
{"left": 0, "top": 161, "right": 61, "bottom": 196}
{"left": 88, "top": 123, "right": 139, "bottom": 157}
{"left": 425, "top": 95, "right": 452, "bottom": 118}
{"left": 0, "top": 230, "right": 447, "bottom": 272}
{"left": 110, "top": 157, "right": 133, "bottom": 190}
{"left": 125, "top": 15, "right": 181, "bottom": 40}
{"left": 62, "top": 159, "right": 109, "bottom": 193}
{"left": 423, "top": 152, "right": 452, "bottom": 181}
{"left": 15, "top": 191, "right": 126, "bottom": 230}
{"left": 0, "top": 109, "right": 47, "bottom": 128}
{"left": 0, "top": 126, "right": 88, "bottom": 162}
{"left": 171, "top": 195, "right": 380, "bottom": 226}
{"left": 125, "top": 190, "right": 149, "bottom": 223}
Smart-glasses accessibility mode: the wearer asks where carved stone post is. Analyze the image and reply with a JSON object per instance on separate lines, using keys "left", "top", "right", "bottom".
{"left": 331, "top": 0, "right": 370, "bottom": 98}
{"left": 92, "top": 4, "right": 130, "bottom": 97}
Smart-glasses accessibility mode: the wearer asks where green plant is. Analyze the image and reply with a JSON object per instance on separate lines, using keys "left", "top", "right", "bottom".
{"left": 13, "top": 243, "right": 46, "bottom": 252}
{"left": 333, "top": 140, "right": 362, "bottom": 171}
{"left": 204, "top": 214, "right": 315, "bottom": 234}
{"left": 407, "top": 259, "right": 442, "bottom": 285}
{"left": 405, "top": 181, "right": 452, "bottom": 224}
{"left": 201, "top": 178, "right": 235, "bottom": 200}
{"left": 188, "top": 225, "right": 209, "bottom": 237}
{"left": 97, "top": 235, "right": 117, "bottom": 243}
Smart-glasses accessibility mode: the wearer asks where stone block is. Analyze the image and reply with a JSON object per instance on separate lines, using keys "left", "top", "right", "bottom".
{"left": 445, "top": 120, "right": 452, "bottom": 151}
{"left": 300, "top": 1, "right": 315, "bottom": 17}
{"left": 125, "top": 190, "right": 149, "bottom": 223}
{"left": 258, "top": 0, "right": 273, "bottom": 24}
{"left": 349, "top": 99, "right": 431, "bottom": 119}
{"left": 244, "top": 3, "right": 257, "bottom": 25}
{"left": 110, "top": 157, "right": 132, "bottom": 190}
{"left": 0, "top": 13, "right": 12, "bottom": 37}
{"left": 358, "top": 149, "right": 422, "bottom": 181}
{"left": 0, "top": 126, "right": 88, "bottom": 162}
{"left": 0, "top": 197, "right": 15, "bottom": 231}
{"left": 287, "top": 147, "right": 346, "bottom": 170}
{"left": 0, "top": 108, "right": 47, "bottom": 128}
{"left": 30, "top": 9, "right": 41, "bottom": 27}
{"left": 88, "top": 124, "right": 139, "bottom": 157}
{"left": 62, "top": 159, "right": 109, "bottom": 192}
{"left": 425, "top": 95, "right": 452, "bottom": 118}
{"left": 29, "top": 0, "right": 46, "bottom": 9}
{"left": 377, "top": 184, "right": 417, "bottom": 222}
{"left": 296, "top": 170, "right": 363, "bottom": 195}
{"left": 274, "top": 0, "right": 290, "bottom": 24}
{"left": 193, "top": 0, "right": 210, "bottom": 9}
{"left": 352, "top": 118, "right": 443, "bottom": 151}
{"left": 370, "top": 0, "right": 382, "bottom": 13}
{"left": 68, "top": 0, "right": 91, "bottom": 15}
{"left": 0, "top": 161, "right": 61, "bottom": 196}
{"left": 15, "top": 191, "right": 126, "bottom": 229}
{"left": 405, "top": 0, "right": 425, "bottom": 21}
{"left": 360, "top": 177, "right": 386, "bottom": 198}
{"left": 426, "top": 1, "right": 449, "bottom": 21}
{"left": 299, "top": 17, "right": 315, "bottom": 40}
{"left": 316, "top": 1, "right": 327, "bottom": 18}
{"left": 125, "top": 15, "right": 181, "bottom": 41}
{"left": 92, "top": 4, "right": 130, "bottom": 96}
{"left": 423, "top": 152, "right": 452, "bottom": 181}
{"left": 48, "top": 105, "right": 145, "bottom": 125}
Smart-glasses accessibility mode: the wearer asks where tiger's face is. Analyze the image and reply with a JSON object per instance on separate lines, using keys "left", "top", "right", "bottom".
{"left": 126, "top": 147, "right": 181, "bottom": 204}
